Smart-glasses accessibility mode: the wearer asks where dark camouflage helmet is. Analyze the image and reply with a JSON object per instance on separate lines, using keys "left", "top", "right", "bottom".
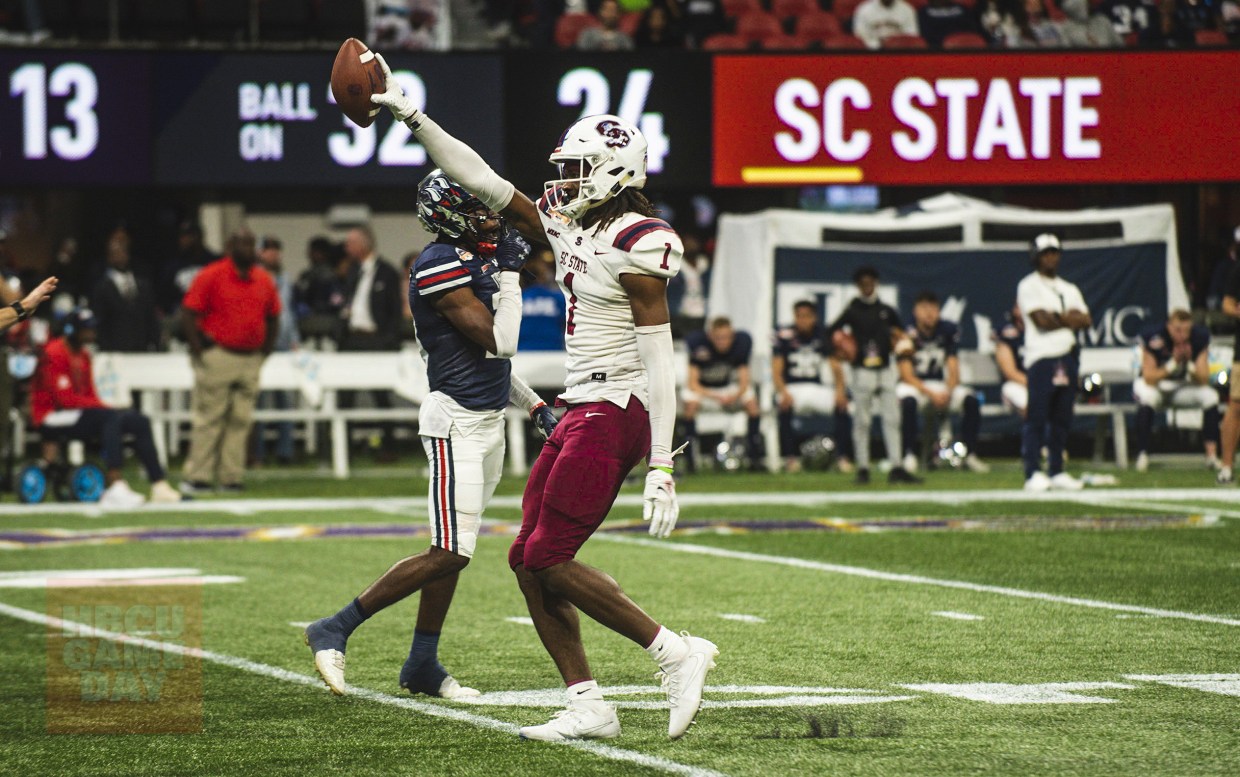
{"left": 416, "top": 169, "right": 491, "bottom": 241}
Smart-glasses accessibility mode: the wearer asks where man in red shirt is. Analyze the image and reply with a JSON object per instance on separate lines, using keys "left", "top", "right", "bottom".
{"left": 180, "top": 228, "right": 280, "bottom": 493}
{"left": 31, "top": 309, "right": 183, "bottom": 508}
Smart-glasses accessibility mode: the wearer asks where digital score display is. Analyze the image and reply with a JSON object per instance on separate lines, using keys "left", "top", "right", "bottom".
{"left": 0, "top": 52, "right": 153, "bottom": 185}
{"left": 503, "top": 53, "right": 712, "bottom": 191}
{"left": 152, "top": 52, "right": 504, "bottom": 186}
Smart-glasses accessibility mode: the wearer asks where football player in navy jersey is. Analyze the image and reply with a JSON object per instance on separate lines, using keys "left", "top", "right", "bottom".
{"left": 896, "top": 291, "right": 988, "bottom": 473}
{"left": 304, "top": 171, "right": 558, "bottom": 701}
{"left": 682, "top": 316, "right": 763, "bottom": 471}
{"left": 993, "top": 304, "right": 1028, "bottom": 417}
{"left": 371, "top": 56, "right": 718, "bottom": 741}
{"left": 1132, "top": 309, "right": 1220, "bottom": 473}
{"left": 772, "top": 300, "right": 855, "bottom": 473}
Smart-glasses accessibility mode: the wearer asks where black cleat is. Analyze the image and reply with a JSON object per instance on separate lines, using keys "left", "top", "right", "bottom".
{"left": 888, "top": 467, "right": 923, "bottom": 484}
{"left": 855, "top": 468, "right": 870, "bottom": 485}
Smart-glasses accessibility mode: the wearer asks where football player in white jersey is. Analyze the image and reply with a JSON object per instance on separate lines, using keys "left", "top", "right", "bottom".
{"left": 372, "top": 55, "right": 718, "bottom": 741}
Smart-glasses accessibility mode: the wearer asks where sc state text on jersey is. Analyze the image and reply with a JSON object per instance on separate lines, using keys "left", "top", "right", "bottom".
{"left": 559, "top": 251, "right": 589, "bottom": 275}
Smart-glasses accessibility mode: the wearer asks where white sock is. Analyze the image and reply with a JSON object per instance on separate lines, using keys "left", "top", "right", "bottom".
{"left": 567, "top": 679, "right": 604, "bottom": 704}
{"left": 645, "top": 626, "right": 687, "bottom": 670}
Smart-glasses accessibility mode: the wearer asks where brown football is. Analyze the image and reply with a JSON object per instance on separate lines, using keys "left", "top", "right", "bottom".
{"left": 331, "top": 38, "right": 385, "bottom": 128}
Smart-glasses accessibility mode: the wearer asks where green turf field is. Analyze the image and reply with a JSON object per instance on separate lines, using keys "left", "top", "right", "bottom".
{"left": 1, "top": 462, "right": 1237, "bottom": 776}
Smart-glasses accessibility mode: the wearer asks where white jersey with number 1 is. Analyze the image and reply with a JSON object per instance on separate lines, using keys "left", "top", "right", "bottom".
{"left": 536, "top": 193, "right": 683, "bottom": 408}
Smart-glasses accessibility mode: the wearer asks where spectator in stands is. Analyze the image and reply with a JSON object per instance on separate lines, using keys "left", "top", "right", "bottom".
{"left": 1058, "top": 0, "right": 1125, "bottom": 45}
{"left": 1024, "top": 0, "right": 1068, "bottom": 44}
{"left": 773, "top": 300, "right": 856, "bottom": 474}
{"left": 682, "top": 316, "right": 764, "bottom": 472}
{"left": 1100, "top": 0, "right": 1165, "bottom": 44}
{"left": 1018, "top": 233, "right": 1091, "bottom": 491}
{"left": 159, "top": 220, "right": 218, "bottom": 317}
{"left": 577, "top": 0, "right": 636, "bottom": 48}
{"left": 180, "top": 228, "right": 280, "bottom": 494}
{"left": 370, "top": 0, "right": 441, "bottom": 50}
{"left": 978, "top": 0, "right": 1026, "bottom": 45}
{"left": 1216, "top": 257, "right": 1240, "bottom": 485}
{"left": 90, "top": 227, "right": 160, "bottom": 353}
{"left": 853, "top": 0, "right": 920, "bottom": 48}
{"left": 635, "top": 2, "right": 685, "bottom": 47}
{"left": 668, "top": 231, "right": 710, "bottom": 339}
{"left": 993, "top": 303, "right": 1029, "bottom": 416}
{"left": 295, "top": 236, "right": 347, "bottom": 345}
{"left": 251, "top": 236, "right": 299, "bottom": 467}
{"left": 518, "top": 249, "right": 566, "bottom": 351}
{"left": 338, "top": 226, "right": 404, "bottom": 461}
{"left": 676, "top": 0, "right": 728, "bottom": 47}
{"left": 919, "top": 0, "right": 978, "bottom": 47}
{"left": 897, "top": 291, "right": 988, "bottom": 473}
{"left": 1132, "top": 309, "right": 1220, "bottom": 473}
{"left": 828, "top": 266, "right": 919, "bottom": 484}
{"left": 31, "top": 308, "right": 183, "bottom": 507}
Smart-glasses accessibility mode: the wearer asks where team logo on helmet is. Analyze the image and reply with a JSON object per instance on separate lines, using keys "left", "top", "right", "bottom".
{"left": 595, "top": 119, "right": 631, "bottom": 149}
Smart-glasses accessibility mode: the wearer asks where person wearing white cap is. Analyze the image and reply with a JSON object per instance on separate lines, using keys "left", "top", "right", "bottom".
{"left": 1016, "top": 233, "right": 1091, "bottom": 491}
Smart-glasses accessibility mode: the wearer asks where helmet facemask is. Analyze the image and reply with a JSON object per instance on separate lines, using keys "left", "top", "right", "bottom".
{"left": 417, "top": 169, "right": 502, "bottom": 256}
{"left": 544, "top": 115, "right": 648, "bottom": 221}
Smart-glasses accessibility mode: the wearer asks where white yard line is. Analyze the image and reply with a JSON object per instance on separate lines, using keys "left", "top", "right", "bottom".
{"left": 0, "top": 601, "right": 725, "bottom": 777}
{"left": 1088, "top": 497, "right": 1240, "bottom": 520}
{"left": 596, "top": 535, "right": 1240, "bottom": 628}
{"left": 2, "top": 487, "right": 1235, "bottom": 517}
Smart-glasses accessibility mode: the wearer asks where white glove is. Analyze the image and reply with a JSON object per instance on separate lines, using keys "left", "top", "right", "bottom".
{"left": 369, "top": 52, "right": 420, "bottom": 125}
{"left": 642, "top": 468, "right": 679, "bottom": 539}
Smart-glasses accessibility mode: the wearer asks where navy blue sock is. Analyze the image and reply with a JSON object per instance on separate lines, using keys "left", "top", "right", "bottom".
{"left": 400, "top": 628, "right": 449, "bottom": 694}
{"left": 328, "top": 598, "right": 368, "bottom": 636}
{"left": 900, "top": 397, "right": 919, "bottom": 456}
{"left": 1135, "top": 406, "right": 1155, "bottom": 454}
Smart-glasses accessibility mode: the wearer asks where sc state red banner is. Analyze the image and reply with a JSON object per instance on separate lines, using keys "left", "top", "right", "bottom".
{"left": 713, "top": 51, "right": 1240, "bottom": 186}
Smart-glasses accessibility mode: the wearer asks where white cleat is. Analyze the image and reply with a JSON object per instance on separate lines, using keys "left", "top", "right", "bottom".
{"left": 1134, "top": 452, "right": 1149, "bottom": 473}
{"left": 964, "top": 454, "right": 990, "bottom": 474}
{"left": 437, "top": 676, "right": 480, "bottom": 699}
{"left": 519, "top": 702, "right": 620, "bottom": 741}
{"left": 661, "top": 633, "right": 719, "bottom": 739}
{"left": 304, "top": 630, "right": 347, "bottom": 695}
{"left": 1024, "top": 472, "right": 1050, "bottom": 492}
{"left": 99, "top": 480, "right": 146, "bottom": 509}
{"left": 901, "top": 453, "right": 919, "bottom": 474}
{"left": 1049, "top": 472, "right": 1084, "bottom": 491}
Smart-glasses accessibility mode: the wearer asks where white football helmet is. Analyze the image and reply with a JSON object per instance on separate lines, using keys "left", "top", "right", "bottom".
{"left": 545, "top": 114, "right": 648, "bottom": 220}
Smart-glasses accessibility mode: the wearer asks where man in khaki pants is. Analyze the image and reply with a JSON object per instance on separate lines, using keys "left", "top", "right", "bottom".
{"left": 180, "top": 228, "right": 280, "bottom": 494}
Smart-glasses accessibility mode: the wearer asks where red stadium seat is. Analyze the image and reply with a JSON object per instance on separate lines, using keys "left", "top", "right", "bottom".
{"left": 771, "top": 0, "right": 822, "bottom": 18}
{"left": 831, "top": 0, "right": 865, "bottom": 21}
{"left": 701, "top": 32, "right": 751, "bottom": 50}
{"left": 795, "top": 11, "right": 842, "bottom": 41}
{"left": 722, "top": 0, "right": 763, "bottom": 17}
{"left": 1194, "top": 29, "right": 1229, "bottom": 46}
{"left": 735, "top": 10, "right": 784, "bottom": 42}
{"left": 942, "top": 31, "right": 989, "bottom": 48}
{"left": 823, "top": 33, "right": 867, "bottom": 48}
{"left": 619, "top": 11, "right": 641, "bottom": 36}
{"left": 761, "top": 33, "right": 812, "bottom": 49}
{"left": 882, "top": 33, "right": 929, "bottom": 48}
{"left": 554, "top": 12, "right": 600, "bottom": 48}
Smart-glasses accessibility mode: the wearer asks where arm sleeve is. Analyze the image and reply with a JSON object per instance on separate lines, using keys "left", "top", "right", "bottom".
{"left": 617, "top": 221, "right": 682, "bottom": 279}
{"left": 409, "top": 115, "right": 516, "bottom": 213}
{"left": 489, "top": 272, "right": 523, "bottom": 359}
{"left": 413, "top": 251, "right": 471, "bottom": 297}
{"left": 636, "top": 322, "right": 677, "bottom": 464}
{"left": 1067, "top": 283, "right": 1090, "bottom": 315}
{"left": 509, "top": 372, "right": 543, "bottom": 413}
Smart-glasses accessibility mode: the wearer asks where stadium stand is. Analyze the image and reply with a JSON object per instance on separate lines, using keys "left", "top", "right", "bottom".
{"left": 734, "top": 10, "right": 785, "bottom": 43}
{"left": 942, "top": 30, "right": 989, "bottom": 47}
{"left": 795, "top": 11, "right": 843, "bottom": 41}
{"left": 882, "top": 32, "right": 930, "bottom": 47}
{"left": 701, "top": 32, "right": 751, "bottom": 49}
{"left": 553, "top": 11, "right": 600, "bottom": 48}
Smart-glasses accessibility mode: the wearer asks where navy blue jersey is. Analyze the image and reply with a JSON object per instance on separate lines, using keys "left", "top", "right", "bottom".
{"left": 773, "top": 325, "right": 832, "bottom": 385}
{"left": 906, "top": 320, "right": 960, "bottom": 381}
{"left": 993, "top": 319, "right": 1026, "bottom": 376}
{"left": 1100, "top": 0, "right": 1162, "bottom": 43}
{"left": 1140, "top": 323, "right": 1209, "bottom": 377}
{"left": 409, "top": 242, "right": 511, "bottom": 411}
{"left": 688, "top": 329, "right": 752, "bottom": 388}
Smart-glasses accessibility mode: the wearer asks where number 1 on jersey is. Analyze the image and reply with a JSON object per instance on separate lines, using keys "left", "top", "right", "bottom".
{"left": 564, "top": 271, "right": 578, "bottom": 336}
